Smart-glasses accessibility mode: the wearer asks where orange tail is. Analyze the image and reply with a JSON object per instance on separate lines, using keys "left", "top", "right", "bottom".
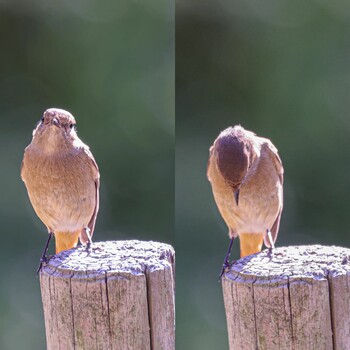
{"left": 239, "top": 233, "right": 264, "bottom": 258}
{"left": 55, "top": 231, "right": 80, "bottom": 254}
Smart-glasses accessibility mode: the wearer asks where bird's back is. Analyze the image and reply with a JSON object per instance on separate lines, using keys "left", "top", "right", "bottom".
{"left": 208, "top": 127, "right": 283, "bottom": 243}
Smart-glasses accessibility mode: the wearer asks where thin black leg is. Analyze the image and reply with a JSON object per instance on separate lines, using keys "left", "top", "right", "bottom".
{"left": 219, "top": 237, "right": 235, "bottom": 280}
{"left": 266, "top": 229, "right": 274, "bottom": 260}
{"left": 36, "top": 232, "right": 53, "bottom": 276}
{"left": 84, "top": 227, "right": 92, "bottom": 252}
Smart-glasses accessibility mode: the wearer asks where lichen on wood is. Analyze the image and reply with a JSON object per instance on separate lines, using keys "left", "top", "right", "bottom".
{"left": 222, "top": 245, "right": 350, "bottom": 350}
{"left": 40, "top": 240, "right": 175, "bottom": 350}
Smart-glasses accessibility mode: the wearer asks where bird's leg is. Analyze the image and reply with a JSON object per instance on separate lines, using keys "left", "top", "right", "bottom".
{"left": 36, "top": 232, "right": 54, "bottom": 276}
{"left": 84, "top": 227, "right": 92, "bottom": 253}
{"left": 219, "top": 237, "right": 235, "bottom": 280}
{"left": 266, "top": 229, "right": 275, "bottom": 259}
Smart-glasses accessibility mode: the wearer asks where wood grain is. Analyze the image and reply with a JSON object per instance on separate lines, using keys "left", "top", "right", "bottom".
{"left": 39, "top": 240, "right": 175, "bottom": 350}
{"left": 222, "top": 245, "right": 350, "bottom": 350}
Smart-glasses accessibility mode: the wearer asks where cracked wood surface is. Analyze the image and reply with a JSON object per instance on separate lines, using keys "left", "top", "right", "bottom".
{"left": 222, "top": 245, "right": 350, "bottom": 350}
{"left": 39, "top": 240, "right": 175, "bottom": 350}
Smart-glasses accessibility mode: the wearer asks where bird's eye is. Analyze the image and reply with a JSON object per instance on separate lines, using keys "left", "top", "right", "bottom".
{"left": 69, "top": 124, "right": 75, "bottom": 130}
{"left": 40, "top": 117, "right": 44, "bottom": 123}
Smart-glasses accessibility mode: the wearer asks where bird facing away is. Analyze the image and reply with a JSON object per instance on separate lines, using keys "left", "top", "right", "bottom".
{"left": 21, "top": 108, "right": 100, "bottom": 270}
{"left": 207, "top": 126, "right": 283, "bottom": 274}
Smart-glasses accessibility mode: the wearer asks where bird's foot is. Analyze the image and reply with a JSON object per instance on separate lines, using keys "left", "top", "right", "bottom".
{"left": 36, "top": 255, "right": 52, "bottom": 276}
{"left": 218, "top": 259, "right": 235, "bottom": 281}
{"left": 83, "top": 227, "right": 93, "bottom": 254}
{"left": 37, "top": 231, "right": 54, "bottom": 276}
{"left": 86, "top": 242, "right": 92, "bottom": 254}
{"left": 219, "top": 237, "right": 236, "bottom": 281}
{"left": 41, "top": 255, "right": 52, "bottom": 264}
{"left": 267, "top": 247, "right": 273, "bottom": 261}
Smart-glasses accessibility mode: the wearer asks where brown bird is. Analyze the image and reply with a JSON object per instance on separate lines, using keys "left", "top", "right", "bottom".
{"left": 207, "top": 126, "right": 283, "bottom": 277}
{"left": 21, "top": 108, "right": 100, "bottom": 272}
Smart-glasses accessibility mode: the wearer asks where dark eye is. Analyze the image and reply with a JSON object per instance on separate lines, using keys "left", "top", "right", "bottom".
{"left": 40, "top": 117, "right": 44, "bottom": 123}
{"left": 69, "top": 123, "right": 76, "bottom": 130}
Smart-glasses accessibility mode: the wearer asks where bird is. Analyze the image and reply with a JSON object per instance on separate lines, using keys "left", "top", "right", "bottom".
{"left": 21, "top": 108, "right": 100, "bottom": 273}
{"left": 207, "top": 125, "right": 283, "bottom": 277}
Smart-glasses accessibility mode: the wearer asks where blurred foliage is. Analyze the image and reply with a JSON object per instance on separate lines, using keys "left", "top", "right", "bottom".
{"left": 176, "top": 0, "right": 350, "bottom": 349}
{"left": 3, "top": 0, "right": 350, "bottom": 348}
{"left": 0, "top": 1, "right": 173, "bottom": 349}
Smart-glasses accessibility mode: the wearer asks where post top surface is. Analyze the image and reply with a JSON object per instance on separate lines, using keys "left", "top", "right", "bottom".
{"left": 41, "top": 240, "right": 174, "bottom": 278}
{"left": 225, "top": 244, "right": 350, "bottom": 282}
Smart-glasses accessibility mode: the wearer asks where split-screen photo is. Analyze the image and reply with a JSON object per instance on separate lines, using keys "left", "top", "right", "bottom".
{"left": 1, "top": 0, "right": 350, "bottom": 349}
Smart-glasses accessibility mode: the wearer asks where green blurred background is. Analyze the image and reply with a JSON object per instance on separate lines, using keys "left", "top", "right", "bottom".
{"left": 0, "top": 1, "right": 173, "bottom": 348}
{"left": 176, "top": 1, "right": 350, "bottom": 349}
{"left": 2, "top": 0, "right": 350, "bottom": 349}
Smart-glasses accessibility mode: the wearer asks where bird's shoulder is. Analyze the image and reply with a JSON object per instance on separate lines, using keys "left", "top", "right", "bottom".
{"left": 259, "top": 138, "right": 284, "bottom": 180}
{"left": 72, "top": 141, "right": 100, "bottom": 180}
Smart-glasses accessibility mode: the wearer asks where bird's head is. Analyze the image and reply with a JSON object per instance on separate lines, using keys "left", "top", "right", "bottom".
{"left": 214, "top": 126, "right": 254, "bottom": 187}
{"left": 32, "top": 108, "right": 78, "bottom": 151}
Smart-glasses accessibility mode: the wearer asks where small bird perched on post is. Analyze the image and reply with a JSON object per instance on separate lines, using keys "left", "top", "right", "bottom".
{"left": 21, "top": 108, "right": 100, "bottom": 273}
{"left": 207, "top": 125, "right": 283, "bottom": 277}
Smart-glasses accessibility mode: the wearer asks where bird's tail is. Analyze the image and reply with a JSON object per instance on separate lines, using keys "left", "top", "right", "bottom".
{"left": 239, "top": 232, "right": 264, "bottom": 258}
{"left": 55, "top": 231, "right": 80, "bottom": 254}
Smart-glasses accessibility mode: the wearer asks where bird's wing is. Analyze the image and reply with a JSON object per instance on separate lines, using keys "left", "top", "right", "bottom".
{"left": 264, "top": 141, "right": 284, "bottom": 247}
{"left": 20, "top": 147, "right": 29, "bottom": 182}
{"left": 265, "top": 202, "right": 283, "bottom": 247}
{"left": 206, "top": 145, "right": 214, "bottom": 181}
{"left": 80, "top": 147, "right": 100, "bottom": 244}
{"left": 20, "top": 158, "right": 25, "bottom": 181}
{"left": 265, "top": 141, "right": 284, "bottom": 184}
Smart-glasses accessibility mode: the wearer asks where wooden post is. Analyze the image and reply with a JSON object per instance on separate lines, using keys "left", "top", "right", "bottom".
{"left": 39, "top": 240, "right": 175, "bottom": 350}
{"left": 222, "top": 245, "right": 350, "bottom": 350}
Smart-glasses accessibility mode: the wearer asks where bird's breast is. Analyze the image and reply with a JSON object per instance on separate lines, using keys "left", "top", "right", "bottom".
{"left": 22, "top": 148, "right": 96, "bottom": 232}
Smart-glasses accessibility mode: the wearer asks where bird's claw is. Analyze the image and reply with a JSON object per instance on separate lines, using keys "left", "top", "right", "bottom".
{"left": 36, "top": 255, "right": 53, "bottom": 276}
{"left": 218, "top": 260, "right": 234, "bottom": 280}
{"left": 36, "top": 260, "right": 46, "bottom": 276}
{"left": 267, "top": 247, "right": 273, "bottom": 261}
{"left": 85, "top": 242, "right": 92, "bottom": 254}
{"left": 40, "top": 256, "right": 48, "bottom": 264}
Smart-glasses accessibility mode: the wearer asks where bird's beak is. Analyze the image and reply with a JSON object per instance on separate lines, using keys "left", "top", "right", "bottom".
{"left": 234, "top": 189, "right": 240, "bottom": 206}
{"left": 51, "top": 117, "right": 59, "bottom": 127}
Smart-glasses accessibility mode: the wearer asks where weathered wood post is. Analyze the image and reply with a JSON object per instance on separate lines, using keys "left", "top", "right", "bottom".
{"left": 39, "top": 240, "right": 175, "bottom": 350}
{"left": 222, "top": 245, "right": 350, "bottom": 350}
